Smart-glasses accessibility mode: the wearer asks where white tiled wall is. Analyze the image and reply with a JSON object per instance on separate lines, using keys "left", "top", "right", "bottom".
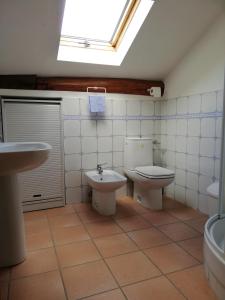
{"left": 0, "top": 88, "right": 223, "bottom": 216}
{"left": 63, "top": 94, "right": 157, "bottom": 203}
{"left": 160, "top": 89, "right": 223, "bottom": 215}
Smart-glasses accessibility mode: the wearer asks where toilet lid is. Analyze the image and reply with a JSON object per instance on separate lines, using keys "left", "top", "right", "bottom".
{"left": 135, "top": 166, "right": 175, "bottom": 178}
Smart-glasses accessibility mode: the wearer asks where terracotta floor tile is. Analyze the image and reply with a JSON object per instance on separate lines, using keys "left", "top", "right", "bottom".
{"left": 167, "top": 207, "right": 206, "bottom": 221}
{"left": 128, "top": 228, "right": 171, "bottom": 249}
{"left": 94, "top": 233, "right": 138, "bottom": 258}
{"left": 25, "top": 217, "right": 50, "bottom": 235}
{"left": 116, "top": 196, "right": 135, "bottom": 206}
{"left": 56, "top": 240, "right": 101, "bottom": 268}
{"left": 113, "top": 203, "right": 137, "bottom": 219}
{"left": 24, "top": 210, "right": 47, "bottom": 222}
{"left": 9, "top": 270, "right": 66, "bottom": 300}
{"left": 115, "top": 215, "right": 151, "bottom": 232}
{"left": 73, "top": 202, "right": 92, "bottom": 212}
{"left": 159, "top": 222, "right": 200, "bottom": 241}
{"left": 86, "top": 220, "right": 122, "bottom": 238}
{"left": 48, "top": 213, "right": 81, "bottom": 229}
{"left": 123, "top": 276, "right": 185, "bottom": 300}
{"left": 26, "top": 231, "right": 53, "bottom": 251}
{"left": 78, "top": 210, "right": 111, "bottom": 223}
{"left": 185, "top": 216, "right": 208, "bottom": 233}
{"left": 11, "top": 248, "right": 58, "bottom": 279}
{"left": 163, "top": 196, "right": 186, "bottom": 210}
{"left": 168, "top": 265, "right": 217, "bottom": 300}
{"left": 52, "top": 225, "right": 90, "bottom": 245}
{"left": 144, "top": 243, "right": 198, "bottom": 274}
{"left": 132, "top": 202, "right": 150, "bottom": 214}
{"left": 178, "top": 236, "right": 204, "bottom": 262}
{"left": 117, "top": 197, "right": 150, "bottom": 215}
{"left": 141, "top": 211, "right": 179, "bottom": 226}
{"left": 7, "top": 200, "right": 213, "bottom": 300}
{"left": 62, "top": 260, "right": 117, "bottom": 299}
{"left": 106, "top": 251, "right": 161, "bottom": 286}
{"left": 0, "top": 282, "right": 8, "bottom": 300}
{"left": 82, "top": 289, "right": 126, "bottom": 300}
{"left": 46, "top": 205, "right": 75, "bottom": 217}
{"left": 0, "top": 268, "right": 10, "bottom": 282}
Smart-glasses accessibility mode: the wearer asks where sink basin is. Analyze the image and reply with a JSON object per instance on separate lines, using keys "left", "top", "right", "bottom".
{"left": 207, "top": 181, "right": 219, "bottom": 198}
{"left": 0, "top": 142, "right": 52, "bottom": 176}
{"left": 0, "top": 142, "right": 52, "bottom": 267}
{"left": 85, "top": 170, "right": 127, "bottom": 192}
{"left": 85, "top": 170, "right": 127, "bottom": 216}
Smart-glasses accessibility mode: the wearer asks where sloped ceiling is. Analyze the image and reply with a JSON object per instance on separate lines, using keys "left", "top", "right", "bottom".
{"left": 0, "top": 0, "right": 224, "bottom": 80}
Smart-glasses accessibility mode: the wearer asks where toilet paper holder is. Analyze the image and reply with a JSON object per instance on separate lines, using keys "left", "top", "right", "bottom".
{"left": 147, "top": 87, "right": 161, "bottom": 98}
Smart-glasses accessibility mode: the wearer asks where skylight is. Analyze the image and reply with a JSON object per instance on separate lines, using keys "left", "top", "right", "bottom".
{"left": 58, "top": 0, "right": 155, "bottom": 66}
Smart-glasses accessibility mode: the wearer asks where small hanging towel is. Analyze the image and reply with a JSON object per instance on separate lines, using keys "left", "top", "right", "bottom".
{"left": 89, "top": 95, "right": 105, "bottom": 113}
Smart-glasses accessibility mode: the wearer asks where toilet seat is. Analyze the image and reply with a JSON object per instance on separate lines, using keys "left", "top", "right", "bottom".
{"left": 135, "top": 166, "right": 175, "bottom": 179}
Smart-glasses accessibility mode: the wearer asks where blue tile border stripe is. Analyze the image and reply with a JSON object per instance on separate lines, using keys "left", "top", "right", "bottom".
{"left": 161, "top": 111, "right": 222, "bottom": 120}
{"left": 64, "top": 111, "right": 222, "bottom": 121}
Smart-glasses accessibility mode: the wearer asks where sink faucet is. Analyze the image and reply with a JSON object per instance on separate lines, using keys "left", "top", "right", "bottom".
{"left": 97, "top": 162, "right": 107, "bottom": 175}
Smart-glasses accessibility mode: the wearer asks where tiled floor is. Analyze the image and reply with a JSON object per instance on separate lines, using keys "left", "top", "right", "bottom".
{"left": 0, "top": 196, "right": 218, "bottom": 300}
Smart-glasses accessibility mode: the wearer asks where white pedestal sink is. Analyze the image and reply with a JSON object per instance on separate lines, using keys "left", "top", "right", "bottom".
{"left": 85, "top": 170, "right": 127, "bottom": 216}
{"left": 0, "top": 142, "right": 51, "bottom": 267}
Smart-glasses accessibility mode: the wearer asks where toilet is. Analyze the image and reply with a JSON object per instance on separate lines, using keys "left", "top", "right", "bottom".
{"left": 124, "top": 137, "right": 175, "bottom": 210}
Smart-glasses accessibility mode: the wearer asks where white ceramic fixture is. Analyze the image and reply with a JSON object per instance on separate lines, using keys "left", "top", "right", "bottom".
{"left": 205, "top": 184, "right": 225, "bottom": 299}
{"left": 0, "top": 142, "right": 51, "bottom": 267}
{"left": 124, "top": 137, "right": 175, "bottom": 210}
{"left": 206, "top": 181, "right": 219, "bottom": 216}
{"left": 207, "top": 181, "right": 219, "bottom": 198}
{"left": 85, "top": 170, "right": 127, "bottom": 215}
{"left": 204, "top": 216, "right": 225, "bottom": 300}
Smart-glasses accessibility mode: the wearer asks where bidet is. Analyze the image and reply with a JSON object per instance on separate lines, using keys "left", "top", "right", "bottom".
{"left": 85, "top": 170, "right": 127, "bottom": 215}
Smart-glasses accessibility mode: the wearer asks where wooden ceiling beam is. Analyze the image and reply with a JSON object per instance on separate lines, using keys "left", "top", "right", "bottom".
{"left": 0, "top": 75, "right": 164, "bottom": 96}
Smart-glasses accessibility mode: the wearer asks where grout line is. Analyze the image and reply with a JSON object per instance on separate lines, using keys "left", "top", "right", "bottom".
{"left": 6, "top": 199, "right": 206, "bottom": 299}
{"left": 9, "top": 269, "right": 61, "bottom": 282}
{"left": 46, "top": 214, "right": 70, "bottom": 300}
{"left": 165, "top": 273, "right": 189, "bottom": 300}
{"left": 143, "top": 244, "right": 201, "bottom": 275}
{"left": 163, "top": 263, "right": 208, "bottom": 300}
{"left": 76, "top": 288, "right": 124, "bottom": 300}
{"left": 80, "top": 212, "right": 129, "bottom": 300}
{"left": 166, "top": 210, "right": 207, "bottom": 222}
{"left": 118, "top": 273, "right": 163, "bottom": 289}
{"left": 59, "top": 257, "right": 102, "bottom": 273}
{"left": 63, "top": 111, "right": 223, "bottom": 121}
{"left": 114, "top": 222, "right": 152, "bottom": 234}
{"left": 156, "top": 224, "right": 202, "bottom": 243}
{"left": 115, "top": 199, "right": 205, "bottom": 256}
{"left": 176, "top": 239, "right": 204, "bottom": 264}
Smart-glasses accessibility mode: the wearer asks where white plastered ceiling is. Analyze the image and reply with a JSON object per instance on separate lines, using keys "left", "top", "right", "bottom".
{"left": 0, "top": 0, "right": 224, "bottom": 79}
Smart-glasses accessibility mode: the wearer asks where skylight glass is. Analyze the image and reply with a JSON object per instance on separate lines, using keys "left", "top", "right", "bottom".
{"left": 61, "top": 0, "right": 129, "bottom": 43}
{"left": 58, "top": 0, "right": 155, "bottom": 65}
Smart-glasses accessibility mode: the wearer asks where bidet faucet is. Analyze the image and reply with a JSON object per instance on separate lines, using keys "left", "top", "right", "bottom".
{"left": 97, "top": 162, "right": 107, "bottom": 175}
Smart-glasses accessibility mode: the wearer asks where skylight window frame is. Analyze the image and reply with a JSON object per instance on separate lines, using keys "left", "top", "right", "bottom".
{"left": 111, "top": 0, "right": 140, "bottom": 48}
{"left": 58, "top": 0, "right": 155, "bottom": 66}
{"left": 60, "top": 0, "right": 140, "bottom": 51}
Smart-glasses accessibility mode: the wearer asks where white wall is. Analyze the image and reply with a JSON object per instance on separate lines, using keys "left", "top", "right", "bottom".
{"left": 161, "top": 12, "right": 225, "bottom": 216}
{"left": 1, "top": 12, "right": 224, "bottom": 213}
{"left": 160, "top": 90, "right": 223, "bottom": 215}
{"left": 165, "top": 12, "right": 225, "bottom": 99}
{"left": 0, "top": 89, "right": 158, "bottom": 204}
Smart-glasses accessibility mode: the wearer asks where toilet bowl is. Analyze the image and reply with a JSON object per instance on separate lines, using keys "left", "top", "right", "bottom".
{"left": 124, "top": 137, "right": 175, "bottom": 210}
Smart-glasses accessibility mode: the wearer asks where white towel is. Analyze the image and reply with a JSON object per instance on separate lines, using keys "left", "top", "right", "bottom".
{"left": 89, "top": 95, "right": 105, "bottom": 113}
